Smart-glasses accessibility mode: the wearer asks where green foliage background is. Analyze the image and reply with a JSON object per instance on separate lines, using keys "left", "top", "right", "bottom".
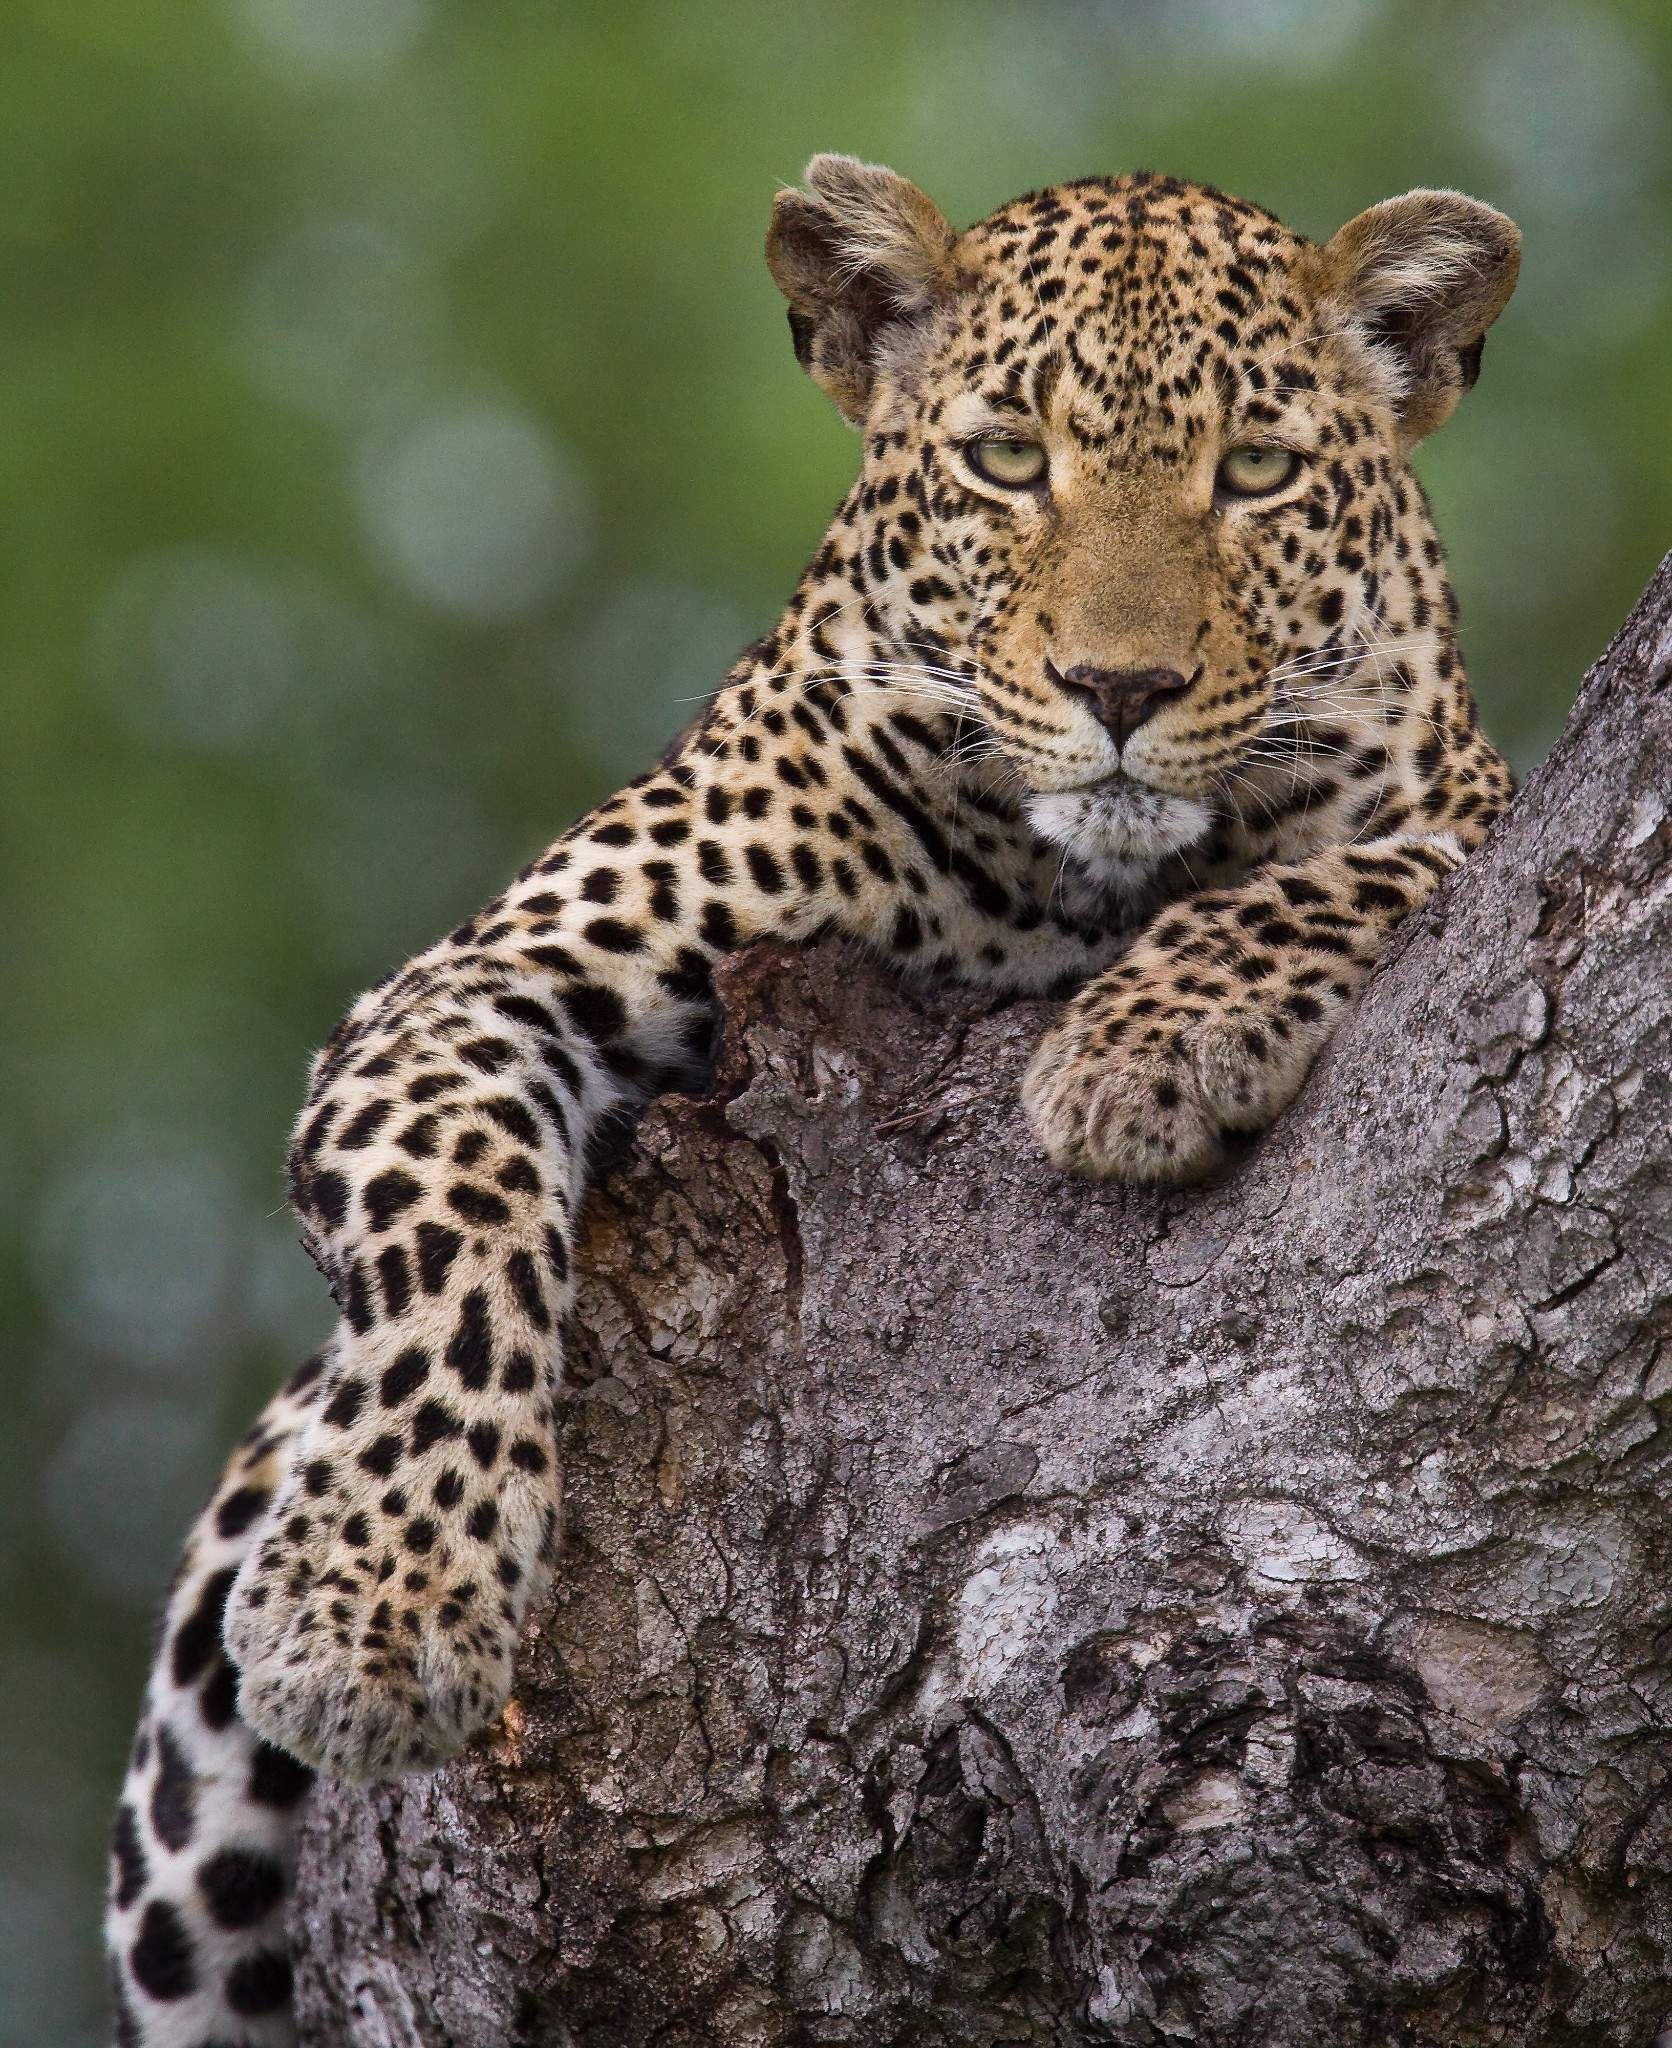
{"left": 1, "top": 1, "right": 1668, "bottom": 2033}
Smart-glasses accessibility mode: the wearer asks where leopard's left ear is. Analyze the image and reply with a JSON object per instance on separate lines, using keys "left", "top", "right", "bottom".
{"left": 1322, "top": 190, "right": 1521, "bottom": 444}
{"left": 766, "top": 154, "right": 959, "bottom": 426}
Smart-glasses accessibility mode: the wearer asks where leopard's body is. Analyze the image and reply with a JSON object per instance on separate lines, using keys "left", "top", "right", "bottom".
{"left": 108, "top": 157, "right": 1518, "bottom": 2043}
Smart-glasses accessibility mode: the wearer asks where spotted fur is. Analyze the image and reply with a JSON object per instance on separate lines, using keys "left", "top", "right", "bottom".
{"left": 109, "top": 156, "right": 1518, "bottom": 2041}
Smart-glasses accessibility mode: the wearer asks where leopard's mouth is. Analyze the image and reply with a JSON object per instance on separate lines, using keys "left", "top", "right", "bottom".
{"left": 1023, "top": 775, "right": 1215, "bottom": 872}
{"left": 1056, "top": 765, "right": 1155, "bottom": 797}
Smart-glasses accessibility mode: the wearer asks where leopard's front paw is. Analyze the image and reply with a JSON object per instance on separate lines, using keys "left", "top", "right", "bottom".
{"left": 223, "top": 1373, "right": 562, "bottom": 1780}
{"left": 1023, "top": 989, "right": 1319, "bottom": 1185}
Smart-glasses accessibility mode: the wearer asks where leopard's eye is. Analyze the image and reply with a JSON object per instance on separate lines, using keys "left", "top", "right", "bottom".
{"left": 1217, "top": 446, "right": 1300, "bottom": 497}
{"left": 966, "top": 438, "right": 1048, "bottom": 489}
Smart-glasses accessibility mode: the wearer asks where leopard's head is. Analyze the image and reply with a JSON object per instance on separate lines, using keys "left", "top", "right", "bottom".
{"left": 768, "top": 157, "right": 1518, "bottom": 871}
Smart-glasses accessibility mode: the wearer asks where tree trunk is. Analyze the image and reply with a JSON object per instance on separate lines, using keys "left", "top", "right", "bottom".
{"left": 289, "top": 555, "right": 1672, "bottom": 2048}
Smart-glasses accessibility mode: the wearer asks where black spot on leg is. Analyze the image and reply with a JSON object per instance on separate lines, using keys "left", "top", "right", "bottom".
{"left": 199, "top": 1653, "right": 238, "bottom": 1731}
{"left": 322, "top": 1378, "right": 366, "bottom": 1428}
{"left": 415, "top": 1221, "right": 463, "bottom": 1293}
{"left": 395, "top": 1112, "right": 441, "bottom": 1157}
{"left": 459, "top": 1036, "right": 515, "bottom": 1073}
{"left": 285, "top": 1349, "right": 329, "bottom": 1398}
{"left": 336, "top": 1100, "right": 392, "bottom": 1149}
{"left": 111, "top": 1803, "right": 148, "bottom": 1909}
{"left": 307, "top": 1170, "right": 348, "bottom": 1227}
{"left": 197, "top": 1847, "right": 285, "bottom": 1929}
{"left": 406, "top": 1068, "right": 463, "bottom": 1105}
{"left": 363, "top": 1168, "right": 423, "bottom": 1230}
{"left": 129, "top": 1898, "right": 196, "bottom": 1999}
{"left": 562, "top": 983, "right": 627, "bottom": 1042}
{"left": 170, "top": 1568, "right": 238, "bottom": 1688}
{"left": 225, "top": 1949, "right": 294, "bottom": 2014}
{"left": 445, "top": 1289, "right": 494, "bottom": 1389}
{"left": 583, "top": 916, "right": 646, "bottom": 954}
{"left": 496, "top": 1154, "right": 541, "bottom": 1196}
{"left": 494, "top": 992, "right": 562, "bottom": 1034}
{"left": 745, "top": 844, "right": 785, "bottom": 893}
{"left": 412, "top": 1400, "right": 465, "bottom": 1454}
{"left": 449, "top": 1182, "right": 512, "bottom": 1226}
{"left": 505, "top": 1250, "right": 549, "bottom": 1329}
{"left": 149, "top": 1726, "right": 196, "bottom": 1852}
{"left": 376, "top": 1243, "right": 413, "bottom": 1317}
{"left": 215, "top": 1486, "right": 269, "bottom": 1540}
{"left": 358, "top": 1434, "right": 403, "bottom": 1478}
{"left": 341, "top": 1260, "right": 375, "bottom": 1334}
{"left": 452, "top": 1129, "right": 489, "bottom": 1169}
{"left": 380, "top": 1346, "right": 431, "bottom": 1407}
{"left": 248, "top": 1741, "right": 316, "bottom": 1807}
{"left": 481, "top": 1096, "right": 540, "bottom": 1146}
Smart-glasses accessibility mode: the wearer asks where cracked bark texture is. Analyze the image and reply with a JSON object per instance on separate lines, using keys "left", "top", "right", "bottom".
{"left": 290, "top": 556, "right": 1672, "bottom": 2048}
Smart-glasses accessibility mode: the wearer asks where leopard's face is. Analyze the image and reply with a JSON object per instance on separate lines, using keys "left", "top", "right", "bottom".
{"left": 771, "top": 161, "right": 1515, "bottom": 882}
{"left": 844, "top": 179, "right": 1436, "bottom": 869}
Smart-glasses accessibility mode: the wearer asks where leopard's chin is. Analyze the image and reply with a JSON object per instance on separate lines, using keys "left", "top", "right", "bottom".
{"left": 1025, "top": 777, "right": 1213, "bottom": 884}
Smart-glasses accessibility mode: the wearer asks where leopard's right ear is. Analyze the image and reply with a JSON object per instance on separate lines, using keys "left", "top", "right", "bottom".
{"left": 766, "top": 154, "right": 959, "bottom": 426}
{"left": 1322, "top": 190, "right": 1521, "bottom": 445}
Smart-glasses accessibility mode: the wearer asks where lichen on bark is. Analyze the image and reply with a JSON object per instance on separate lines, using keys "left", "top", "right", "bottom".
{"left": 292, "top": 556, "right": 1672, "bottom": 2047}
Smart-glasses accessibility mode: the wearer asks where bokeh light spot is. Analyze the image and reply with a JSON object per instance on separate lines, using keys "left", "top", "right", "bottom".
{"left": 233, "top": 0, "right": 437, "bottom": 81}
{"left": 94, "top": 550, "right": 297, "bottom": 752}
{"left": 354, "top": 403, "right": 589, "bottom": 622}
{"left": 1472, "top": 4, "right": 1668, "bottom": 215}
{"left": 1421, "top": 405, "right": 1621, "bottom": 623}
{"left": 291, "top": 775, "right": 498, "bottom": 972}
{"left": 243, "top": 216, "right": 443, "bottom": 422}
{"left": 1153, "top": 0, "right": 1381, "bottom": 73}
{"left": 555, "top": 582, "right": 755, "bottom": 781}
{"left": 43, "top": 1398, "right": 216, "bottom": 1608}
{"left": 34, "top": 1136, "right": 238, "bottom": 1375}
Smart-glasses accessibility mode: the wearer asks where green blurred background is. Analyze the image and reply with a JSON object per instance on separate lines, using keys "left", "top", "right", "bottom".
{"left": 2, "top": 0, "right": 1668, "bottom": 2034}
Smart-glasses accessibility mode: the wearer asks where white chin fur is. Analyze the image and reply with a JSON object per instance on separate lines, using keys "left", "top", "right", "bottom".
{"left": 1026, "top": 781, "right": 1212, "bottom": 885}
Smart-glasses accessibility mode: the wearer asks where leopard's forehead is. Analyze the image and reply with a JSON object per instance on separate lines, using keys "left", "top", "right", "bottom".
{"left": 962, "top": 172, "right": 1311, "bottom": 303}
{"left": 940, "top": 174, "right": 1323, "bottom": 441}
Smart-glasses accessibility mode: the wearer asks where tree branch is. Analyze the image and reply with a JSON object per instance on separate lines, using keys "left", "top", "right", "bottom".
{"left": 290, "top": 553, "right": 1672, "bottom": 2047}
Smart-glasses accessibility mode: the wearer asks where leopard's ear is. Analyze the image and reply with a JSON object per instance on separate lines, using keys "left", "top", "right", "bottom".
{"left": 766, "top": 154, "right": 959, "bottom": 426}
{"left": 1323, "top": 190, "right": 1521, "bottom": 444}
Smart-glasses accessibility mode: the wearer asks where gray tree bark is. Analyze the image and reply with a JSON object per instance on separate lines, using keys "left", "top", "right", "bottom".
{"left": 290, "top": 555, "right": 1672, "bottom": 2048}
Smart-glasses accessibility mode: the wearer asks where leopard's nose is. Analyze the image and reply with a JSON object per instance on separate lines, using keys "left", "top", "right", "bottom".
{"left": 1050, "top": 662, "right": 1191, "bottom": 751}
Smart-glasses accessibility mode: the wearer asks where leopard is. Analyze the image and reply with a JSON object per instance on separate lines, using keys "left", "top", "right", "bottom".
{"left": 106, "top": 153, "right": 1519, "bottom": 2044}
